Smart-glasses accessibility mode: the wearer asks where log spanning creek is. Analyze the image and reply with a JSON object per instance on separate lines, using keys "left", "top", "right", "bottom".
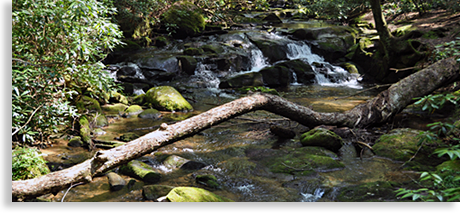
{"left": 35, "top": 21, "right": 436, "bottom": 202}
{"left": 39, "top": 84, "right": 425, "bottom": 202}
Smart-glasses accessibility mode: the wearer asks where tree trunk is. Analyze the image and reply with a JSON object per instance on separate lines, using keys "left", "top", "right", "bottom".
{"left": 12, "top": 58, "right": 459, "bottom": 200}
{"left": 369, "top": 0, "right": 394, "bottom": 72}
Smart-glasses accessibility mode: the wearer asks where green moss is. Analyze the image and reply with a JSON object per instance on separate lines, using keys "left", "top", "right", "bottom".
{"left": 161, "top": 1, "right": 205, "bottom": 38}
{"left": 94, "top": 114, "right": 108, "bottom": 127}
{"left": 119, "top": 160, "right": 161, "bottom": 184}
{"left": 79, "top": 115, "right": 92, "bottom": 146}
{"left": 76, "top": 96, "right": 102, "bottom": 114}
{"left": 144, "top": 86, "right": 193, "bottom": 111}
{"left": 101, "top": 103, "right": 128, "bottom": 116}
{"left": 124, "top": 105, "right": 143, "bottom": 117}
{"left": 110, "top": 92, "right": 129, "bottom": 105}
{"left": 143, "top": 185, "right": 175, "bottom": 200}
{"left": 300, "top": 128, "right": 344, "bottom": 153}
{"left": 118, "top": 132, "right": 140, "bottom": 142}
{"left": 196, "top": 174, "right": 220, "bottom": 189}
{"left": 183, "top": 47, "right": 204, "bottom": 56}
{"left": 138, "top": 108, "right": 161, "bottom": 119}
{"left": 12, "top": 147, "right": 50, "bottom": 181}
{"left": 261, "top": 147, "right": 344, "bottom": 176}
{"left": 339, "top": 62, "right": 360, "bottom": 74}
{"left": 393, "top": 25, "right": 417, "bottom": 37}
{"left": 166, "top": 187, "right": 233, "bottom": 202}
{"left": 133, "top": 93, "right": 145, "bottom": 105}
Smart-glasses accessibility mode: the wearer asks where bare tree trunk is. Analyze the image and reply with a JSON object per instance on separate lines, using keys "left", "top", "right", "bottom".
{"left": 12, "top": 58, "right": 459, "bottom": 200}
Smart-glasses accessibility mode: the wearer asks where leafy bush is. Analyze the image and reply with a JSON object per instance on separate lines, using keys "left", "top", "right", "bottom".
{"left": 12, "top": 147, "right": 50, "bottom": 181}
{"left": 433, "top": 37, "right": 460, "bottom": 62}
{"left": 12, "top": 0, "right": 123, "bottom": 143}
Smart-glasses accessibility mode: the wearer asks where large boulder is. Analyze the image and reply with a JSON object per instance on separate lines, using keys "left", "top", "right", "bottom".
{"left": 166, "top": 187, "right": 234, "bottom": 202}
{"left": 161, "top": 1, "right": 206, "bottom": 39}
{"left": 259, "top": 65, "right": 292, "bottom": 87}
{"left": 219, "top": 72, "right": 264, "bottom": 88}
{"left": 119, "top": 160, "right": 162, "bottom": 184}
{"left": 246, "top": 34, "right": 290, "bottom": 63}
{"left": 300, "top": 128, "right": 344, "bottom": 153}
{"left": 275, "top": 59, "right": 316, "bottom": 84}
{"left": 144, "top": 86, "right": 193, "bottom": 111}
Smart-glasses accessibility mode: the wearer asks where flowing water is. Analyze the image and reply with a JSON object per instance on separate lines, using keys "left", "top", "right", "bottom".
{"left": 40, "top": 27, "right": 420, "bottom": 202}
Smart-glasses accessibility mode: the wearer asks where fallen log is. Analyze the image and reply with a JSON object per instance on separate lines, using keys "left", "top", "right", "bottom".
{"left": 12, "top": 57, "right": 459, "bottom": 200}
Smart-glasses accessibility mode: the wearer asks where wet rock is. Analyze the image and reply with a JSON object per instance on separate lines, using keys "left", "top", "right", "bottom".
{"left": 184, "top": 47, "right": 204, "bottom": 56}
{"left": 166, "top": 187, "right": 233, "bottom": 202}
{"left": 138, "top": 108, "right": 161, "bottom": 119}
{"left": 300, "top": 128, "right": 344, "bottom": 153}
{"left": 251, "top": 147, "right": 344, "bottom": 177}
{"left": 177, "top": 56, "right": 197, "bottom": 75}
{"left": 106, "top": 172, "right": 126, "bottom": 191}
{"left": 336, "top": 181, "right": 402, "bottom": 202}
{"left": 275, "top": 59, "right": 316, "bottom": 84}
{"left": 373, "top": 128, "right": 445, "bottom": 171}
{"left": 144, "top": 86, "right": 193, "bottom": 111}
{"left": 142, "top": 185, "right": 175, "bottom": 201}
{"left": 260, "top": 65, "right": 292, "bottom": 87}
{"left": 246, "top": 33, "right": 289, "bottom": 63}
{"left": 163, "top": 155, "right": 207, "bottom": 171}
{"left": 119, "top": 160, "right": 162, "bottom": 184}
{"left": 195, "top": 174, "right": 220, "bottom": 189}
{"left": 109, "top": 91, "right": 129, "bottom": 105}
{"left": 219, "top": 72, "right": 264, "bottom": 89}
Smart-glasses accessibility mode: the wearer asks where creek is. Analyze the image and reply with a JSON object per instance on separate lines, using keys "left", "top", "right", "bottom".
{"left": 41, "top": 20, "right": 424, "bottom": 202}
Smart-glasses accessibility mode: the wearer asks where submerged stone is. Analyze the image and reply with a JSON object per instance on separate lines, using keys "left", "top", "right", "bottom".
{"left": 106, "top": 172, "right": 126, "bottom": 191}
{"left": 166, "top": 187, "right": 233, "bottom": 202}
{"left": 195, "top": 174, "right": 220, "bottom": 189}
{"left": 138, "top": 108, "right": 161, "bottom": 119}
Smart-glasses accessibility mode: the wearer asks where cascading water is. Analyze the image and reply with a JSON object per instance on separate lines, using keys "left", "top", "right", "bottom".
{"left": 286, "top": 42, "right": 362, "bottom": 88}
{"left": 191, "top": 63, "right": 221, "bottom": 88}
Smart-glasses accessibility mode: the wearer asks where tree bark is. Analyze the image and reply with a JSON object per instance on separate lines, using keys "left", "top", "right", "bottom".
{"left": 12, "top": 58, "right": 459, "bottom": 200}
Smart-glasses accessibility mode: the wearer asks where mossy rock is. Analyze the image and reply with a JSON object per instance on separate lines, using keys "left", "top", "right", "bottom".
{"left": 119, "top": 160, "right": 162, "bottom": 184}
{"left": 118, "top": 132, "right": 140, "bottom": 142}
{"left": 109, "top": 91, "right": 129, "bottom": 105}
{"left": 219, "top": 72, "right": 264, "bottom": 89}
{"left": 166, "top": 187, "right": 233, "bottom": 202}
{"left": 94, "top": 114, "right": 108, "bottom": 127}
{"left": 161, "top": 1, "right": 205, "bottom": 39}
{"left": 177, "top": 56, "right": 198, "bottom": 75}
{"left": 76, "top": 96, "right": 102, "bottom": 114}
{"left": 436, "top": 160, "right": 460, "bottom": 172}
{"left": 144, "top": 86, "right": 193, "bottom": 112}
{"left": 68, "top": 136, "right": 84, "bottom": 147}
{"left": 101, "top": 103, "right": 128, "bottom": 116}
{"left": 339, "top": 62, "right": 360, "bottom": 74}
{"left": 265, "top": 147, "right": 344, "bottom": 176}
{"left": 124, "top": 105, "right": 143, "bottom": 118}
{"left": 300, "top": 128, "right": 344, "bottom": 153}
{"left": 79, "top": 115, "right": 92, "bottom": 147}
{"left": 336, "top": 181, "right": 403, "bottom": 202}
{"left": 133, "top": 94, "right": 146, "bottom": 106}
{"left": 373, "top": 128, "right": 444, "bottom": 171}
{"left": 183, "top": 47, "right": 204, "bottom": 56}
{"left": 236, "top": 86, "right": 280, "bottom": 96}
{"left": 259, "top": 65, "right": 292, "bottom": 87}
{"left": 201, "top": 44, "right": 225, "bottom": 54}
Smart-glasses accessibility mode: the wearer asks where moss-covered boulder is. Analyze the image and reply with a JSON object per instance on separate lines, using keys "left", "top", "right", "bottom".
{"left": 124, "top": 105, "right": 143, "bottom": 118}
{"left": 94, "top": 114, "right": 108, "bottom": 127}
{"left": 117, "top": 132, "right": 140, "bottom": 142}
{"left": 144, "top": 86, "right": 193, "bottom": 111}
{"left": 76, "top": 96, "right": 102, "bottom": 114}
{"left": 373, "top": 128, "right": 444, "bottom": 171}
{"left": 166, "top": 187, "right": 233, "bottom": 202}
{"left": 259, "top": 65, "right": 292, "bottom": 87}
{"left": 119, "top": 160, "right": 162, "bottom": 184}
{"left": 161, "top": 1, "right": 205, "bottom": 39}
{"left": 300, "top": 128, "right": 344, "bottom": 153}
{"left": 68, "top": 136, "right": 84, "bottom": 147}
{"left": 276, "top": 59, "right": 316, "bottom": 84}
{"left": 219, "top": 72, "right": 264, "bottom": 89}
{"left": 252, "top": 147, "right": 344, "bottom": 177}
{"left": 133, "top": 94, "right": 146, "bottom": 106}
{"left": 79, "top": 115, "right": 92, "bottom": 148}
{"left": 109, "top": 91, "right": 129, "bottom": 105}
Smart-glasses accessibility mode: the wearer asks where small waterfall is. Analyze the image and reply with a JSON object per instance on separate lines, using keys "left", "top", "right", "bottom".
{"left": 286, "top": 42, "right": 361, "bottom": 88}
{"left": 249, "top": 49, "right": 268, "bottom": 72}
{"left": 301, "top": 188, "right": 325, "bottom": 202}
{"left": 191, "top": 63, "right": 221, "bottom": 88}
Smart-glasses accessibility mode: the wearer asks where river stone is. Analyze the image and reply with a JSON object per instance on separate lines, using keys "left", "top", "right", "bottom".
{"left": 300, "top": 128, "right": 344, "bottom": 153}
{"left": 109, "top": 91, "right": 129, "bottom": 105}
{"left": 68, "top": 136, "right": 84, "bottom": 147}
{"left": 144, "top": 86, "right": 193, "bottom": 112}
{"left": 106, "top": 172, "right": 126, "bottom": 191}
{"left": 247, "top": 34, "right": 289, "bottom": 63}
{"left": 76, "top": 96, "right": 102, "bottom": 114}
{"left": 102, "top": 103, "right": 128, "bottom": 116}
{"left": 275, "top": 59, "right": 316, "bottom": 84}
{"left": 117, "top": 132, "right": 140, "bottom": 142}
{"left": 94, "top": 114, "right": 108, "bottom": 127}
{"left": 142, "top": 185, "right": 175, "bottom": 201}
{"left": 163, "top": 155, "right": 207, "bottom": 171}
{"left": 262, "top": 13, "right": 283, "bottom": 24}
{"left": 260, "top": 65, "right": 292, "bottom": 87}
{"left": 166, "top": 187, "right": 233, "bottom": 202}
{"left": 138, "top": 108, "right": 161, "bottom": 119}
{"left": 78, "top": 115, "right": 92, "bottom": 148}
{"left": 336, "top": 181, "right": 401, "bottom": 202}
{"left": 219, "top": 72, "right": 264, "bottom": 89}
{"left": 119, "top": 160, "right": 162, "bottom": 184}
{"left": 177, "top": 56, "right": 197, "bottom": 75}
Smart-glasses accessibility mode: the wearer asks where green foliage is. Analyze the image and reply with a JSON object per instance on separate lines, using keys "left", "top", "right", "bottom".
{"left": 12, "top": 147, "right": 50, "bottom": 181}
{"left": 385, "top": 0, "right": 460, "bottom": 15}
{"left": 12, "top": 0, "right": 123, "bottom": 143}
{"left": 161, "top": 1, "right": 206, "bottom": 37}
{"left": 292, "top": 0, "right": 368, "bottom": 21}
{"left": 413, "top": 92, "right": 459, "bottom": 113}
{"left": 433, "top": 37, "right": 460, "bottom": 62}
